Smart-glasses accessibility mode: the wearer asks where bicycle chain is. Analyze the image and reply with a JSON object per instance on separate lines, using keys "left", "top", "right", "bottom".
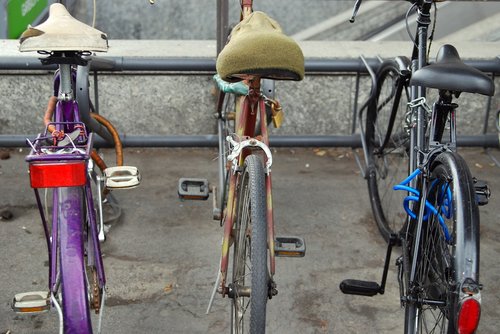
{"left": 91, "top": 267, "right": 101, "bottom": 313}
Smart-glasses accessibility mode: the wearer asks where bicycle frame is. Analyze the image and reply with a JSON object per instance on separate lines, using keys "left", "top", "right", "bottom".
{"left": 13, "top": 4, "right": 140, "bottom": 332}
{"left": 408, "top": 0, "right": 433, "bottom": 173}
{"left": 202, "top": 3, "right": 305, "bottom": 327}
{"left": 25, "top": 62, "right": 106, "bottom": 333}
{"left": 344, "top": 4, "right": 489, "bottom": 331}
{"left": 219, "top": 77, "right": 277, "bottom": 293}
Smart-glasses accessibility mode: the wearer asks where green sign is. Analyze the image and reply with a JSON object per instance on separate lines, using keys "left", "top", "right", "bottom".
{"left": 7, "top": 0, "right": 48, "bottom": 38}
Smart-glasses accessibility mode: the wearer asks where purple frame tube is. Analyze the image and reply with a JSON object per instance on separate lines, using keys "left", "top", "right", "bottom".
{"left": 27, "top": 83, "right": 105, "bottom": 332}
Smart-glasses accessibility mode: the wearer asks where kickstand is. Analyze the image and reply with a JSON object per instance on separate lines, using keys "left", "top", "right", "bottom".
{"left": 206, "top": 239, "right": 223, "bottom": 314}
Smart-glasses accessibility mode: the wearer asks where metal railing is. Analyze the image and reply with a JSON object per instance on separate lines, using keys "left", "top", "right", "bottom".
{"left": 0, "top": 55, "right": 499, "bottom": 148}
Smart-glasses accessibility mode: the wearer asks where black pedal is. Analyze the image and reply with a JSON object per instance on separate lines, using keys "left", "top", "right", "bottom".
{"left": 339, "top": 279, "right": 381, "bottom": 297}
{"left": 473, "top": 178, "right": 490, "bottom": 206}
{"left": 178, "top": 178, "right": 209, "bottom": 200}
{"left": 274, "top": 236, "right": 306, "bottom": 257}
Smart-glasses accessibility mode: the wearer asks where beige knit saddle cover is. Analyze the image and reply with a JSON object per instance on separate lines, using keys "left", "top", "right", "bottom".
{"left": 19, "top": 3, "right": 108, "bottom": 53}
{"left": 216, "top": 11, "right": 304, "bottom": 82}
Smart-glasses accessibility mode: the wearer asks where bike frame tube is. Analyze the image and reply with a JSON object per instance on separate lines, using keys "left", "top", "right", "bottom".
{"left": 50, "top": 189, "right": 59, "bottom": 292}
{"left": 406, "top": 0, "right": 433, "bottom": 297}
{"left": 411, "top": 0, "right": 432, "bottom": 170}
{"left": 28, "top": 61, "right": 103, "bottom": 332}
{"left": 216, "top": 90, "right": 227, "bottom": 209}
{"left": 85, "top": 178, "right": 106, "bottom": 286}
{"left": 220, "top": 88, "right": 260, "bottom": 283}
{"left": 220, "top": 172, "right": 237, "bottom": 290}
{"left": 220, "top": 77, "right": 277, "bottom": 286}
{"left": 33, "top": 188, "right": 52, "bottom": 284}
{"left": 258, "top": 97, "right": 276, "bottom": 275}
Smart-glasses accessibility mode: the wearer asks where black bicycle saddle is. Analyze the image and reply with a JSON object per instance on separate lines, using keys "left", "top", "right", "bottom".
{"left": 410, "top": 44, "right": 494, "bottom": 96}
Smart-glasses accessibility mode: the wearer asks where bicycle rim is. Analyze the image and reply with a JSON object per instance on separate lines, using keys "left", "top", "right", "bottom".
{"left": 366, "top": 60, "right": 410, "bottom": 242}
{"left": 218, "top": 92, "right": 237, "bottom": 218}
{"left": 57, "top": 187, "right": 93, "bottom": 333}
{"left": 404, "top": 152, "right": 480, "bottom": 333}
{"left": 231, "top": 155, "right": 268, "bottom": 334}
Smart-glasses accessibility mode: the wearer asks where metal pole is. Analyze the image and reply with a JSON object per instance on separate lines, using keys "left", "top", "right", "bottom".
{"left": 2, "top": 134, "right": 498, "bottom": 149}
{"left": 217, "top": 0, "right": 229, "bottom": 55}
{"left": 2, "top": 57, "right": 498, "bottom": 74}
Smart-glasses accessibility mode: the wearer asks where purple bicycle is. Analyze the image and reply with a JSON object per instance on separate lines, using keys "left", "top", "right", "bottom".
{"left": 11, "top": 4, "right": 140, "bottom": 333}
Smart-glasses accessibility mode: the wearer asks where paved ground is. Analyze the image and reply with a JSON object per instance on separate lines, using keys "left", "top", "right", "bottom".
{"left": 1, "top": 147, "right": 499, "bottom": 333}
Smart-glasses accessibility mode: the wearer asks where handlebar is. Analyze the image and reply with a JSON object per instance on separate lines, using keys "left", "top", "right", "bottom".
{"left": 350, "top": 0, "right": 362, "bottom": 23}
{"left": 350, "top": 0, "right": 439, "bottom": 23}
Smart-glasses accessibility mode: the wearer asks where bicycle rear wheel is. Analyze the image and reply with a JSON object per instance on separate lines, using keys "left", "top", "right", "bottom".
{"left": 404, "top": 152, "right": 480, "bottom": 334}
{"left": 230, "top": 154, "right": 269, "bottom": 334}
{"left": 57, "top": 187, "right": 93, "bottom": 333}
{"left": 365, "top": 59, "right": 411, "bottom": 242}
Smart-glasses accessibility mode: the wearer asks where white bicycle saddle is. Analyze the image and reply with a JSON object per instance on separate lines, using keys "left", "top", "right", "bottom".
{"left": 19, "top": 3, "right": 108, "bottom": 53}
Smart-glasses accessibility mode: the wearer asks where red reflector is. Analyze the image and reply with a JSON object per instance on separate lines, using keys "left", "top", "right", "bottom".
{"left": 29, "top": 162, "right": 87, "bottom": 188}
{"left": 457, "top": 298, "right": 481, "bottom": 334}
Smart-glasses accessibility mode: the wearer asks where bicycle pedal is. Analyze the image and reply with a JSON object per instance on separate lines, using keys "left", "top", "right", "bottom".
{"left": 12, "top": 291, "right": 50, "bottom": 314}
{"left": 473, "top": 179, "right": 490, "bottom": 206}
{"left": 104, "top": 166, "right": 141, "bottom": 189}
{"left": 274, "top": 236, "right": 306, "bottom": 257}
{"left": 339, "top": 279, "right": 381, "bottom": 297}
{"left": 178, "top": 178, "right": 209, "bottom": 200}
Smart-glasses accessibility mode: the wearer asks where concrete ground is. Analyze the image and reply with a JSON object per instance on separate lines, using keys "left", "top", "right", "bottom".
{"left": 0, "top": 146, "right": 499, "bottom": 333}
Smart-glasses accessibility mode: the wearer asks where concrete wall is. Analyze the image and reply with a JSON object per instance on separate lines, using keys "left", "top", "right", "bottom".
{"left": 1, "top": 40, "right": 499, "bottom": 138}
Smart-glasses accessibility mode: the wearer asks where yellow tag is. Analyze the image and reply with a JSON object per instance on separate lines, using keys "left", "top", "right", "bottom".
{"left": 271, "top": 103, "right": 284, "bottom": 128}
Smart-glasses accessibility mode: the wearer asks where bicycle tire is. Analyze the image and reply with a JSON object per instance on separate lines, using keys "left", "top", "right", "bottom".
{"left": 365, "top": 59, "right": 411, "bottom": 242}
{"left": 57, "top": 187, "right": 93, "bottom": 333}
{"left": 404, "top": 152, "right": 480, "bottom": 334}
{"left": 231, "top": 154, "right": 268, "bottom": 334}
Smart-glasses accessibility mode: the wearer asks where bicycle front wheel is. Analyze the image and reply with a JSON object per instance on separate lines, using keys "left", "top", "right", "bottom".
{"left": 230, "top": 154, "right": 269, "bottom": 334}
{"left": 57, "top": 187, "right": 93, "bottom": 333}
{"left": 365, "top": 59, "right": 411, "bottom": 242}
{"left": 404, "top": 152, "right": 480, "bottom": 334}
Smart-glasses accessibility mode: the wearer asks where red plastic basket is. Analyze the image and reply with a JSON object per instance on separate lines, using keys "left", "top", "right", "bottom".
{"left": 29, "top": 161, "right": 87, "bottom": 188}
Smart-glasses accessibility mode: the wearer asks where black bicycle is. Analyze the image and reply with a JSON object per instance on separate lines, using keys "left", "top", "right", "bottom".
{"left": 341, "top": 1, "right": 494, "bottom": 333}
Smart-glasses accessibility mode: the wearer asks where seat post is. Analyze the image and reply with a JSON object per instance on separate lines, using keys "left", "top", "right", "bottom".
{"left": 240, "top": 0, "right": 252, "bottom": 20}
{"left": 59, "top": 59, "right": 73, "bottom": 102}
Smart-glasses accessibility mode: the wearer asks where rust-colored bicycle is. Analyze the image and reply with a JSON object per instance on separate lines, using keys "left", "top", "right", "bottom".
{"left": 179, "top": 1, "right": 306, "bottom": 332}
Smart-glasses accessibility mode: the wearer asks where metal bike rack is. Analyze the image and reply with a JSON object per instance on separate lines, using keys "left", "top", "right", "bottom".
{"left": 1, "top": 56, "right": 499, "bottom": 149}
{"left": 2, "top": 56, "right": 499, "bottom": 73}
{"left": 2, "top": 133, "right": 499, "bottom": 149}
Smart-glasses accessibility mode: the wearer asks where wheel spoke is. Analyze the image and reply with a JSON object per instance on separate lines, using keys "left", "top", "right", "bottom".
{"left": 405, "top": 153, "right": 480, "bottom": 333}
